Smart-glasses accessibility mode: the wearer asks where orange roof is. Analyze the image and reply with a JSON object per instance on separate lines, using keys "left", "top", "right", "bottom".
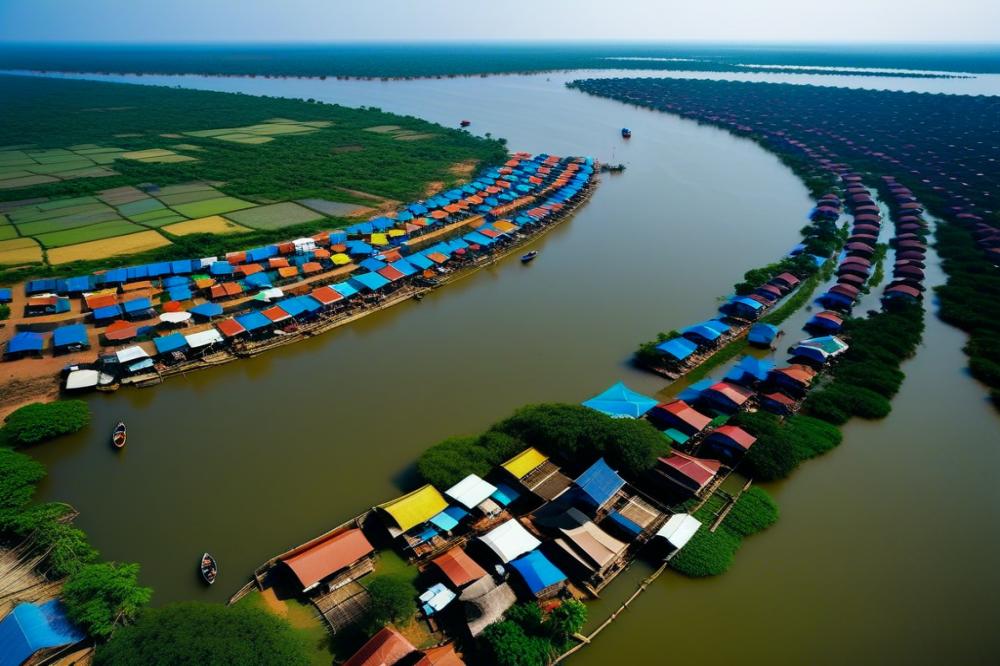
{"left": 330, "top": 243, "right": 348, "bottom": 252}
{"left": 277, "top": 266, "right": 299, "bottom": 279}
{"left": 655, "top": 400, "right": 711, "bottom": 431}
{"left": 343, "top": 627, "right": 415, "bottom": 666}
{"left": 313, "top": 248, "right": 331, "bottom": 259}
{"left": 311, "top": 286, "right": 343, "bottom": 305}
{"left": 227, "top": 251, "right": 247, "bottom": 264}
{"left": 380, "top": 249, "right": 402, "bottom": 262}
{"left": 415, "top": 645, "right": 465, "bottom": 666}
{"left": 302, "top": 262, "right": 323, "bottom": 274}
{"left": 216, "top": 318, "right": 246, "bottom": 338}
{"left": 430, "top": 210, "right": 448, "bottom": 219}
{"left": 281, "top": 528, "right": 374, "bottom": 590}
{"left": 269, "top": 257, "right": 290, "bottom": 269}
{"left": 262, "top": 306, "right": 290, "bottom": 322}
{"left": 122, "top": 280, "right": 153, "bottom": 292}
{"left": 162, "top": 301, "right": 182, "bottom": 313}
{"left": 426, "top": 252, "right": 448, "bottom": 264}
{"left": 194, "top": 278, "right": 216, "bottom": 289}
{"left": 431, "top": 547, "right": 487, "bottom": 588}
{"left": 104, "top": 320, "right": 137, "bottom": 341}
{"left": 709, "top": 425, "right": 757, "bottom": 450}
{"left": 238, "top": 263, "right": 264, "bottom": 276}
{"left": 444, "top": 204, "right": 462, "bottom": 214}
{"left": 210, "top": 282, "right": 243, "bottom": 299}
{"left": 85, "top": 294, "right": 118, "bottom": 310}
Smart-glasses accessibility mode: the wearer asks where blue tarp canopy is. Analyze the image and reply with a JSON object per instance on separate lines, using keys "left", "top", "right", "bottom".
{"left": 168, "top": 286, "right": 192, "bottom": 301}
{"left": 65, "top": 276, "right": 91, "bottom": 293}
{"left": 748, "top": 323, "right": 780, "bottom": 345}
{"left": 574, "top": 458, "right": 625, "bottom": 509}
{"left": 126, "top": 265, "right": 149, "bottom": 280}
{"left": 396, "top": 211, "right": 414, "bottom": 222}
{"left": 328, "top": 231, "right": 348, "bottom": 245}
{"left": 429, "top": 507, "right": 467, "bottom": 532}
{"left": 682, "top": 323, "right": 725, "bottom": 344}
{"left": 607, "top": 510, "right": 643, "bottom": 537}
{"left": 390, "top": 259, "right": 417, "bottom": 277}
{"left": 236, "top": 311, "right": 271, "bottom": 332}
{"left": 349, "top": 272, "right": 391, "bottom": 292}
{"left": 6, "top": 332, "right": 45, "bottom": 354}
{"left": 25, "top": 279, "right": 58, "bottom": 295}
{"left": 408, "top": 203, "right": 429, "bottom": 215}
{"left": 463, "top": 231, "right": 494, "bottom": 246}
{"left": 154, "top": 333, "right": 188, "bottom": 355}
{"left": 725, "top": 356, "right": 775, "bottom": 383}
{"left": 656, "top": 337, "right": 698, "bottom": 361}
{"left": 210, "top": 261, "right": 234, "bottom": 276}
{"left": 170, "top": 259, "right": 196, "bottom": 274}
{"left": 582, "top": 381, "right": 658, "bottom": 419}
{"left": 0, "top": 601, "right": 85, "bottom": 666}
{"left": 92, "top": 304, "right": 122, "bottom": 321}
{"left": 147, "top": 262, "right": 171, "bottom": 277}
{"left": 678, "top": 378, "right": 716, "bottom": 403}
{"left": 279, "top": 295, "right": 322, "bottom": 318}
{"left": 491, "top": 483, "right": 520, "bottom": 507}
{"left": 162, "top": 276, "right": 189, "bottom": 288}
{"left": 246, "top": 246, "right": 277, "bottom": 262}
{"left": 0, "top": 288, "right": 11, "bottom": 303}
{"left": 244, "top": 273, "right": 272, "bottom": 289}
{"left": 190, "top": 302, "right": 223, "bottom": 319}
{"left": 101, "top": 268, "right": 128, "bottom": 285}
{"left": 405, "top": 253, "right": 434, "bottom": 270}
{"left": 52, "top": 324, "right": 88, "bottom": 349}
{"left": 347, "top": 241, "right": 373, "bottom": 256}
{"left": 370, "top": 217, "right": 394, "bottom": 231}
{"left": 122, "top": 297, "right": 152, "bottom": 314}
{"left": 511, "top": 550, "right": 566, "bottom": 595}
{"left": 359, "top": 258, "right": 387, "bottom": 272}
{"left": 332, "top": 282, "right": 359, "bottom": 299}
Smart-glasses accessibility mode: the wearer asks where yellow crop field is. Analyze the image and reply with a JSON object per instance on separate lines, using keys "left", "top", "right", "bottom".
{"left": 47, "top": 230, "right": 171, "bottom": 265}
{"left": 0, "top": 237, "right": 44, "bottom": 265}
{"left": 161, "top": 215, "right": 251, "bottom": 236}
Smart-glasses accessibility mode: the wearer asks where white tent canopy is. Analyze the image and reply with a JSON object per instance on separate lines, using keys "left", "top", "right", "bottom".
{"left": 655, "top": 513, "right": 702, "bottom": 552}
{"left": 115, "top": 346, "right": 149, "bottom": 363}
{"left": 185, "top": 329, "right": 224, "bottom": 349}
{"left": 478, "top": 519, "right": 539, "bottom": 564}
{"left": 65, "top": 369, "right": 99, "bottom": 390}
{"left": 159, "top": 311, "right": 192, "bottom": 324}
{"left": 446, "top": 474, "right": 497, "bottom": 510}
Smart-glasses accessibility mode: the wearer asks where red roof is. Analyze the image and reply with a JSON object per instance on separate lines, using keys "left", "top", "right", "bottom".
{"left": 377, "top": 266, "right": 406, "bottom": 282}
{"left": 262, "top": 306, "right": 290, "bottom": 322}
{"left": 343, "top": 627, "right": 416, "bottom": 666}
{"left": 658, "top": 451, "right": 720, "bottom": 491}
{"left": 763, "top": 392, "right": 796, "bottom": 407}
{"left": 414, "top": 645, "right": 465, "bottom": 666}
{"left": 705, "top": 382, "right": 753, "bottom": 407}
{"left": 310, "top": 286, "right": 343, "bottom": 306}
{"left": 431, "top": 547, "right": 487, "bottom": 588}
{"left": 709, "top": 425, "right": 757, "bottom": 450}
{"left": 654, "top": 400, "right": 711, "bottom": 432}
{"left": 773, "top": 365, "right": 816, "bottom": 385}
{"left": 281, "top": 528, "right": 374, "bottom": 591}
{"left": 774, "top": 272, "right": 800, "bottom": 287}
{"left": 216, "top": 318, "right": 246, "bottom": 338}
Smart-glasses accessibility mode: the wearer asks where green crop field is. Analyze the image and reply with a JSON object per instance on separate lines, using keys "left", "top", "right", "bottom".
{"left": 223, "top": 201, "right": 323, "bottom": 230}
{"left": 169, "top": 196, "right": 256, "bottom": 218}
{"left": 35, "top": 219, "right": 145, "bottom": 248}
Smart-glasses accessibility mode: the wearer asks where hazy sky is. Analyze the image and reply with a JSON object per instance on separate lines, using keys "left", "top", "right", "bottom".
{"left": 1, "top": 0, "right": 997, "bottom": 44}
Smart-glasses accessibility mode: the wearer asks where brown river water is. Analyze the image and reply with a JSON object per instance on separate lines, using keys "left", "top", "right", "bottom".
{"left": 21, "top": 70, "right": 1000, "bottom": 664}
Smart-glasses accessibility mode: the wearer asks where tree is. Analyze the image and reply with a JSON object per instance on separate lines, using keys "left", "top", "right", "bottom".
{"left": 0, "top": 447, "right": 46, "bottom": 526}
{"left": 417, "top": 436, "right": 492, "bottom": 489}
{"left": 479, "top": 620, "right": 553, "bottom": 666}
{"left": 95, "top": 602, "right": 310, "bottom": 666}
{"left": 544, "top": 599, "right": 587, "bottom": 648}
{"left": 365, "top": 574, "right": 416, "bottom": 628}
{"left": 62, "top": 562, "right": 152, "bottom": 639}
{"left": 3, "top": 400, "right": 90, "bottom": 447}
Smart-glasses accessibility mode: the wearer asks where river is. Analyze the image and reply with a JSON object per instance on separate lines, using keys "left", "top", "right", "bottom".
{"left": 22, "top": 68, "right": 1000, "bottom": 664}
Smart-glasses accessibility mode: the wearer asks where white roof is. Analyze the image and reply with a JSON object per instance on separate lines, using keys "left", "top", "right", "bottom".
{"left": 292, "top": 237, "right": 316, "bottom": 247}
{"left": 655, "top": 513, "right": 702, "bottom": 551}
{"left": 115, "top": 346, "right": 149, "bottom": 363}
{"left": 259, "top": 288, "right": 284, "bottom": 302}
{"left": 65, "top": 369, "right": 99, "bottom": 390}
{"left": 446, "top": 474, "right": 497, "bottom": 510}
{"left": 159, "top": 311, "right": 192, "bottom": 324}
{"left": 200, "top": 257, "right": 217, "bottom": 267}
{"left": 185, "top": 329, "right": 224, "bottom": 348}
{"left": 478, "top": 519, "right": 540, "bottom": 564}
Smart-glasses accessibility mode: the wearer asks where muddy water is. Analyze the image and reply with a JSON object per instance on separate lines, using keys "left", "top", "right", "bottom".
{"left": 24, "top": 70, "right": 1000, "bottom": 664}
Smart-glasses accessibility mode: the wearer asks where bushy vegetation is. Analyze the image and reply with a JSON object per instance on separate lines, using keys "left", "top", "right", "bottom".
{"left": 95, "top": 602, "right": 310, "bottom": 665}
{"left": 363, "top": 574, "right": 417, "bottom": 631}
{"left": 732, "top": 412, "right": 842, "bottom": 482}
{"left": 670, "top": 487, "right": 779, "bottom": 577}
{"left": 634, "top": 330, "right": 680, "bottom": 367}
{"left": 2, "top": 400, "right": 90, "bottom": 447}
{"left": 733, "top": 253, "right": 819, "bottom": 295}
{"left": 417, "top": 404, "right": 670, "bottom": 488}
{"left": 62, "top": 562, "right": 152, "bottom": 639}
{"left": 479, "top": 600, "right": 587, "bottom": 666}
{"left": 804, "top": 304, "right": 924, "bottom": 424}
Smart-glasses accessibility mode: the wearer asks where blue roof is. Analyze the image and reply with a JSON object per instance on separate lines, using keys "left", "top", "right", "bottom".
{"left": 331, "top": 281, "right": 359, "bottom": 299}
{"left": 463, "top": 231, "right": 494, "bottom": 246}
{"left": 678, "top": 377, "right": 717, "bottom": 403}
{"left": 731, "top": 296, "right": 765, "bottom": 311}
{"left": 126, "top": 265, "right": 149, "bottom": 280}
{"left": 748, "top": 323, "right": 780, "bottom": 344}
{"left": 236, "top": 311, "right": 271, "bottom": 332}
{"left": 607, "top": 510, "right": 643, "bottom": 537}
{"left": 396, "top": 211, "right": 413, "bottom": 222}
{"left": 702, "top": 319, "right": 731, "bottom": 335}
{"left": 370, "top": 217, "right": 395, "bottom": 231}
{"left": 147, "top": 262, "right": 172, "bottom": 277}
{"left": 725, "top": 356, "right": 775, "bottom": 383}
{"left": 0, "top": 288, "right": 11, "bottom": 303}
{"left": 582, "top": 381, "right": 658, "bottom": 419}
{"left": 162, "top": 275, "right": 188, "bottom": 288}
{"left": 490, "top": 483, "right": 520, "bottom": 507}
{"left": 511, "top": 550, "right": 566, "bottom": 595}
{"left": 347, "top": 241, "right": 373, "bottom": 256}
{"left": 52, "top": 324, "right": 88, "bottom": 349}
{"left": 429, "top": 508, "right": 462, "bottom": 532}
{"left": 408, "top": 203, "right": 429, "bottom": 214}
{"left": 122, "top": 297, "right": 152, "bottom": 314}
{"left": 101, "top": 268, "right": 128, "bottom": 284}
{"left": 574, "top": 458, "right": 625, "bottom": 509}
{"left": 389, "top": 259, "right": 417, "bottom": 277}
{"left": 349, "top": 272, "right": 391, "bottom": 292}
{"left": 168, "top": 286, "right": 192, "bottom": 301}
{"left": 656, "top": 337, "right": 698, "bottom": 361}
{"left": 154, "top": 332, "right": 188, "bottom": 354}
{"left": 170, "top": 259, "right": 196, "bottom": 274}
{"left": 190, "top": 302, "right": 223, "bottom": 318}
{"left": 7, "top": 331, "right": 45, "bottom": 354}
{"left": 682, "top": 323, "right": 724, "bottom": 343}
{"left": 244, "top": 273, "right": 272, "bottom": 289}
{"left": 25, "top": 279, "right": 57, "bottom": 295}
{"left": 0, "top": 601, "right": 84, "bottom": 666}
{"left": 328, "top": 231, "right": 348, "bottom": 245}
{"left": 359, "top": 257, "right": 387, "bottom": 272}
{"left": 278, "top": 295, "right": 321, "bottom": 318}
{"left": 92, "top": 304, "right": 122, "bottom": 320}
{"left": 64, "top": 276, "right": 91, "bottom": 293}
{"left": 210, "top": 261, "right": 234, "bottom": 276}
{"left": 405, "top": 253, "right": 434, "bottom": 270}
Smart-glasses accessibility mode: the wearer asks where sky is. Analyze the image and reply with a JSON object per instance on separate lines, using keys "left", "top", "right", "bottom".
{"left": 0, "top": 0, "right": 998, "bottom": 44}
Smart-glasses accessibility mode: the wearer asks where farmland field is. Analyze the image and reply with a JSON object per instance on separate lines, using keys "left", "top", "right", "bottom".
{"left": 169, "top": 196, "right": 256, "bottom": 218}
{"left": 223, "top": 201, "right": 323, "bottom": 230}
{"left": 47, "top": 229, "right": 172, "bottom": 264}
{"left": 0, "top": 237, "right": 43, "bottom": 264}
{"left": 162, "top": 215, "right": 251, "bottom": 236}
{"left": 34, "top": 219, "right": 146, "bottom": 248}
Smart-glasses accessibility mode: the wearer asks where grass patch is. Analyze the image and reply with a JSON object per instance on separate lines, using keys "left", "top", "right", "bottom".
{"left": 224, "top": 201, "right": 324, "bottom": 230}
{"left": 170, "top": 196, "right": 256, "bottom": 218}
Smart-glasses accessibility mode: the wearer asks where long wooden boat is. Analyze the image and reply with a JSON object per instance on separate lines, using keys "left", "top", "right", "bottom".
{"left": 200, "top": 552, "right": 218, "bottom": 585}
{"left": 521, "top": 250, "right": 539, "bottom": 263}
{"left": 111, "top": 421, "right": 126, "bottom": 449}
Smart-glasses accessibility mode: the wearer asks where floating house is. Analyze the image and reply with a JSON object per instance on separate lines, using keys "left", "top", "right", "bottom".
{"left": 24, "top": 295, "right": 70, "bottom": 317}
{"left": 571, "top": 458, "right": 625, "bottom": 514}
{"left": 702, "top": 425, "right": 757, "bottom": 462}
{"left": 501, "top": 448, "right": 571, "bottom": 501}
{"left": 767, "top": 365, "right": 817, "bottom": 396}
{"left": 476, "top": 519, "right": 540, "bottom": 565}
{"left": 790, "top": 336, "right": 849, "bottom": 366}
{"left": 723, "top": 356, "right": 775, "bottom": 387}
{"left": 655, "top": 337, "right": 698, "bottom": 364}
{"left": 721, "top": 296, "right": 766, "bottom": 321}
{"left": 280, "top": 528, "right": 374, "bottom": 594}
{"left": 698, "top": 381, "right": 753, "bottom": 414}
{"left": 581, "top": 382, "right": 658, "bottom": 419}
{"left": 510, "top": 549, "right": 567, "bottom": 600}
{"left": 653, "top": 513, "right": 702, "bottom": 556}
{"left": 647, "top": 400, "right": 712, "bottom": 437}
{"left": 806, "top": 311, "right": 845, "bottom": 334}
{"left": 461, "top": 576, "right": 518, "bottom": 637}
{"left": 342, "top": 626, "right": 416, "bottom": 666}
{"left": 551, "top": 519, "right": 628, "bottom": 582}
{"left": 677, "top": 377, "right": 716, "bottom": 404}
{"left": 4, "top": 332, "right": 45, "bottom": 360}
{"left": 52, "top": 324, "right": 89, "bottom": 354}
{"left": 760, "top": 391, "right": 797, "bottom": 416}
{"left": 445, "top": 474, "right": 501, "bottom": 518}
{"left": 376, "top": 485, "right": 451, "bottom": 556}
{"left": 0, "top": 601, "right": 85, "bottom": 666}
{"left": 747, "top": 322, "right": 781, "bottom": 347}
{"left": 654, "top": 451, "right": 721, "bottom": 495}
{"left": 681, "top": 319, "right": 731, "bottom": 347}
{"left": 430, "top": 547, "right": 487, "bottom": 590}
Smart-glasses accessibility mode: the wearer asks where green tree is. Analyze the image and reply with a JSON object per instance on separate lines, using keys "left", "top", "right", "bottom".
{"left": 544, "top": 599, "right": 587, "bottom": 648}
{"left": 95, "top": 602, "right": 310, "bottom": 666}
{"left": 365, "top": 574, "right": 417, "bottom": 628}
{"left": 0, "top": 447, "right": 46, "bottom": 526}
{"left": 3, "top": 400, "right": 90, "bottom": 447}
{"left": 479, "top": 620, "right": 553, "bottom": 666}
{"left": 62, "top": 562, "right": 152, "bottom": 639}
{"left": 417, "top": 436, "right": 493, "bottom": 489}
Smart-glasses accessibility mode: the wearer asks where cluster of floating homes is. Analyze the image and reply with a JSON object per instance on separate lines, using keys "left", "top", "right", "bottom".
{"left": 2, "top": 155, "right": 596, "bottom": 383}
{"left": 880, "top": 176, "right": 929, "bottom": 304}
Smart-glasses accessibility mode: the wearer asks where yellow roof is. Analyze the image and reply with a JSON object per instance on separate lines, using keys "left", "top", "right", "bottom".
{"left": 331, "top": 253, "right": 351, "bottom": 266}
{"left": 492, "top": 220, "right": 517, "bottom": 233}
{"left": 502, "top": 447, "right": 548, "bottom": 480}
{"left": 378, "top": 485, "right": 448, "bottom": 532}
{"left": 370, "top": 233, "right": 388, "bottom": 246}
{"left": 387, "top": 229, "right": 406, "bottom": 237}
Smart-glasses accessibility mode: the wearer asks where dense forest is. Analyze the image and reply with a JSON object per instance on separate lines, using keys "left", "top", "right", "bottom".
{"left": 0, "top": 43, "right": 993, "bottom": 79}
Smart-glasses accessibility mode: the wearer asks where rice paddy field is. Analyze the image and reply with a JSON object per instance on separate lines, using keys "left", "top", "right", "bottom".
{"left": 0, "top": 74, "right": 506, "bottom": 276}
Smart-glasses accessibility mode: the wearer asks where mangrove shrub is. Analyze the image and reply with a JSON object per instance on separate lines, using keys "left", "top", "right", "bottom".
{"left": 62, "top": 562, "right": 153, "bottom": 639}
{"left": 734, "top": 412, "right": 842, "bottom": 481}
{"left": 479, "top": 600, "right": 588, "bottom": 666}
{"left": 3, "top": 400, "right": 90, "bottom": 447}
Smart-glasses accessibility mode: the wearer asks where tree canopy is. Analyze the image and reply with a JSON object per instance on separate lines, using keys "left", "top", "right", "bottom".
{"left": 2, "top": 400, "right": 90, "bottom": 447}
{"left": 62, "top": 562, "right": 152, "bottom": 639}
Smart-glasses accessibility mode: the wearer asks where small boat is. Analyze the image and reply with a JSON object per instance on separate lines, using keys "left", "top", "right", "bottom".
{"left": 200, "top": 553, "right": 218, "bottom": 585}
{"left": 621, "top": 127, "right": 632, "bottom": 138}
{"left": 521, "top": 251, "right": 539, "bottom": 263}
{"left": 460, "top": 120, "right": 471, "bottom": 127}
{"left": 111, "top": 421, "right": 127, "bottom": 449}
{"left": 413, "top": 293, "right": 424, "bottom": 302}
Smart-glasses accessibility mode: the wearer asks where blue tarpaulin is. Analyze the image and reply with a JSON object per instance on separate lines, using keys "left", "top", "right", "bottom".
{"left": 349, "top": 272, "right": 391, "bottom": 292}
{"left": 574, "top": 458, "right": 625, "bottom": 509}
{"left": 404, "top": 253, "right": 433, "bottom": 270}
{"left": 347, "top": 241, "right": 373, "bottom": 256}
{"left": 682, "top": 323, "right": 725, "bottom": 344}
{"left": 92, "top": 304, "right": 122, "bottom": 321}
{"left": 236, "top": 311, "right": 271, "bottom": 332}
{"left": 491, "top": 483, "right": 520, "bottom": 507}
{"left": 748, "top": 323, "right": 780, "bottom": 346}
{"left": 607, "top": 510, "right": 643, "bottom": 537}
{"left": 101, "top": 268, "right": 128, "bottom": 285}
{"left": 331, "top": 282, "right": 359, "bottom": 299}
{"left": 389, "top": 259, "right": 417, "bottom": 277}
{"left": 190, "top": 302, "right": 223, "bottom": 319}
{"left": 429, "top": 509, "right": 460, "bottom": 532}
{"left": 154, "top": 333, "right": 188, "bottom": 355}
{"left": 244, "top": 273, "right": 272, "bottom": 289}
{"left": 328, "top": 231, "right": 348, "bottom": 245}
{"left": 725, "top": 356, "right": 775, "bottom": 384}
{"left": 126, "top": 265, "right": 149, "bottom": 280}
{"left": 171, "top": 259, "right": 196, "bottom": 274}
{"left": 359, "top": 258, "right": 387, "bottom": 272}
{"left": 52, "top": 324, "right": 88, "bottom": 349}
{"left": 162, "top": 276, "right": 189, "bottom": 288}
{"left": 582, "top": 381, "right": 658, "bottom": 419}
{"left": 463, "top": 231, "right": 494, "bottom": 246}
{"left": 122, "top": 297, "right": 152, "bottom": 314}
{"left": 147, "top": 262, "right": 172, "bottom": 277}
{"left": 64, "top": 276, "right": 91, "bottom": 293}
{"left": 0, "top": 288, "right": 11, "bottom": 303}
{"left": 678, "top": 378, "right": 716, "bottom": 403}
{"left": 511, "top": 550, "right": 566, "bottom": 596}
{"left": 656, "top": 337, "right": 698, "bottom": 361}
{"left": 0, "top": 601, "right": 85, "bottom": 666}
{"left": 168, "top": 286, "right": 192, "bottom": 301}
{"left": 25, "top": 279, "right": 58, "bottom": 295}
{"left": 210, "top": 261, "right": 234, "bottom": 276}
{"left": 6, "top": 332, "right": 45, "bottom": 354}
{"left": 371, "top": 217, "right": 394, "bottom": 231}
